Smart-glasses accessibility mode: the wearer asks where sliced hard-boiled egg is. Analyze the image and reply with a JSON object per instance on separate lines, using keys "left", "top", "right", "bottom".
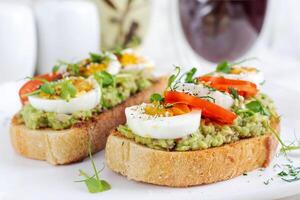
{"left": 28, "top": 78, "right": 101, "bottom": 114}
{"left": 105, "top": 53, "right": 121, "bottom": 75}
{"left": 175, "top": 82, "right": 234, "bottom": 110}
{"left": 125, "top": 103, "right": 201, "bottom": 139}
{"left": 214, "top": 66, "right": 264, "bottom": 87}
{"left": 118, "top": 49, "right": 154, "bottom": 71}
{"left": 83, "top": 52, "right": 121, "bottom": 76}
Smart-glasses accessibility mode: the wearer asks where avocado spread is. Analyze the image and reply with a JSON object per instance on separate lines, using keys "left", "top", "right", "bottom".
{"left": 117, "top": 93, "right": 279, "bottom": 151}
{"left": 18, "top": 70, "right": 152, "bottom": 130}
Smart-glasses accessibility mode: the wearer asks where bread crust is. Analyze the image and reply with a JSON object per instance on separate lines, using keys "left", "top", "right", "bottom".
{"left": 10, "top": 77, "right": 167, "bottom": 165}
{"left": 105, "top": 121, "right": 280, "bottom": 187}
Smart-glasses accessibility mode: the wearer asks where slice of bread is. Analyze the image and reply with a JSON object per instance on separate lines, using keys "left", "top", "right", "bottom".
{"left": 105, "top": 120, "right": 279, "bottom": 187}
{"left": 10, "top": 77, "right": 167, "bottom": 165}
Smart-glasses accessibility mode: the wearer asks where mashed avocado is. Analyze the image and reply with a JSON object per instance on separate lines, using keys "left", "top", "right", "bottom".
{"left": 20, "top": 104, "right": 94, "bottom": 130}
{"left": 118, "top": 93, "right": 279, "bottom": 151}
{"left": 19, "top": 70, "right": 153, "bottom": 130}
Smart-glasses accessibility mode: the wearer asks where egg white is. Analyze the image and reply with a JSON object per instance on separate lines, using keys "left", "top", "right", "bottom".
{"left": 105, "top": 52, "right": 121, "bottom": 75}
{"left": 28, "top": 79, "right": 101, "bottom": 114}
{"left": 125, "top": 103, "right": 201, "bottom": 139}
{"left": 120, "top": 49, "right": 154, "bottom": 71}
{"left": 175, "top": 83, "right": 234, "bottom": 110}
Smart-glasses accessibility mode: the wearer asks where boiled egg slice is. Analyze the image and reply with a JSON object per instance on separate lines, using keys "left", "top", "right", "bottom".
{"left": 214, "top": 66, "right": 264, "bottom": 87}
{"left": 84, "top": 52, "right": 121, "bottom": 76}
{"left": 28, "top": 79, "right": 101, "bottom": 114}
{"left": 118, "top": 49, "right": 154, "bottom": 71}
{"left": 175, "top": 82, "right": 234, "bottom": 110}
{"left": 105, "top": 53, "right": 121, "bottom": 75}
{"left": 125, "top": 103, "right": 201, "bottom": 139}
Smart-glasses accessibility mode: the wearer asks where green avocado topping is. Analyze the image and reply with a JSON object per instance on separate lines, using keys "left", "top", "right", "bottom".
{"left": 18, "top": 70, "right": 152, "bottom": 130}
{"left": 117, "top": 93, "right": 279, "bottom": 151}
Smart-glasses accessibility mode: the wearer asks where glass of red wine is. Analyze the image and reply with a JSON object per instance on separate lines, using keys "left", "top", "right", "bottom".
{"left": 178, "top": 0, "right": 267, "bottom": 63}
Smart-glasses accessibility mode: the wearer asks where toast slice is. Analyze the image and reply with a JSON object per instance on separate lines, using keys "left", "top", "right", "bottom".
{"left": 10, "top": 77, "right": 167, "bottom": 165}
{"left": 105, "top": 121, "right": 279, "bottom": 187}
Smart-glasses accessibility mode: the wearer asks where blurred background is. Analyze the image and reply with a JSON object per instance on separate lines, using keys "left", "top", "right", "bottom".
{"left": 0, "top": 0, "right": 300, "bottom": 90}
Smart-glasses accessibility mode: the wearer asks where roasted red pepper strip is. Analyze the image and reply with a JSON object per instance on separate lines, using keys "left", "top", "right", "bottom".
{"left": 164, "top": 91, "right": 237, "bottom": 124}
{"left": 199, "top": 76, "right": 258, "bottom": 98}
{"left": 19, "top": 72, "right": 61, "bottom": 105}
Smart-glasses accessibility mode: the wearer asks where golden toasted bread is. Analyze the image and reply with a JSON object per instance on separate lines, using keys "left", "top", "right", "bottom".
{"left": 105, "top": 121, "right": 279, "bottom": 187}
{"left": 10, "top": 77, "right": 167, "bottom": 165}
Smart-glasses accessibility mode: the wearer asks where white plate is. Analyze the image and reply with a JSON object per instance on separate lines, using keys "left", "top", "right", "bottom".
{"left": 0, "top": 82, "right": 300, "bottom": 200}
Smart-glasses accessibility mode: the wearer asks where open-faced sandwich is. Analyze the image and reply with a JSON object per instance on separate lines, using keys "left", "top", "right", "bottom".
{"left": 10, "top": 49, "right": 167, "bottom": 165}
{"left": 105, "top": 64, "right": 280, "bottom": 187}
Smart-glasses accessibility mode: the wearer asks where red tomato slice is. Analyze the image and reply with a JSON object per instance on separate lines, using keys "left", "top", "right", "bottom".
{"left": 199, "top": 76, "right": 258, "bottom": 98}
{"left": 164, "top": 91, "right": 237, "bottom": 124}
{"left": 19, "top": 72, "right": 61, "bottom": 105}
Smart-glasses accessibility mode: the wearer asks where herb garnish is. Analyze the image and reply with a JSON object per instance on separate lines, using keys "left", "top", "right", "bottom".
{"left": 199, "top": 96, "right": 216, "bottom": 103}
{"left": 94, "top": 71, "right": 115, "bottom": 88}
{"left": 167, "top": 66, "right": 198, "bottom": 90}
{"left": 112, "top": 47, "right": 123, "bottom": 57}
{"left": 216, "top": 61, "right": 231, "bottom": 73}
{"left": 60, "top": 80, "right": 77, "bottom": 101}
{"left": 52, "top": 65, "right": 60, "bottom": 73}
{"left": 277, "top": 164, "right": 300, "bottom": 182}
{"left": 40, "top": 82, "right": 56, "bottom": 95}
{"left": 215, "top": 58, "right": 257, "bottom": 73}
{"left": 23, "top": 78, "right": 78, "bottom": 101}
{"left": 236, "top": 100, "right": 269, "bottom": 117}
{"left": 89, "top": 52, "right": 107, "bottom": 63}
{"left": 76, "top": 143, "right": 111, "bottom": 193}
{"left": 184, "top": 67, "right": 197, "bottom": 83}
{"left": 52, "top": 60, "right": 79, "bottom": 76}
{"left": 167, "top": 66, "right": 181, "bottom": 90}
{"left": 245, "top": 100, "right": 269, "bottom": 116}
{"left": 203, "top": 84, "right": 216, "bottom": 92}
{"left": 263, "top": 178, "right": 273, "bottom": 185}
{"left": 228, "top": 87, "right": 239, "bottom": 99}
{"left": 69, "top": 63, "right": 80, "bottom": 76}
{"left": 150, "top": 93, "right": 164, "bottom": 103}
{"left": 268, "top": 124, "right": 300, "bottom": 153}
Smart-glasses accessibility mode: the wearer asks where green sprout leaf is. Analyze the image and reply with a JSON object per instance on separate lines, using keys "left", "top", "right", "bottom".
{"left": 228, "top": 87, "right": 239, "bottom": 99}
{"left": 184, "top": 67, "right": 197, "bottom": 83}
{"left": 199, "top": 95, "right": 216, "bottom": 103}
{"left": 216, "top": 61, "right": 231, "bottom": 73}
{"left": 215, "top": 57, "right": 257, "bottom": 73}
{"left": 40, "top": 83, "right": 55, "bottom": 95}
{"left": 94, "top": 71, "right": 114, "bottom": 88}
{"left": 60, "top": 80, "right": 77, "bottom": 101}
{"left": 65, "top": 62, "right": 80, "bottom": 76}
{"left": 150, "top": 93, "right": 164, "bottom": 103}
{"left": 52, "top": 65, "right": 60, "bottom": 73}
{"left": 267, "top": 123, "right": 300, "bottom": 154}
{"left": 78, "top": 170, "right": 111, "bottom": 193}
{"left": 277, "top": 164, "right": 300, "bottom": 183}
{"left": 77, "top": 142, "right": 111, "bottom": 193}
{"left": 167, "top": 66, "right": 181, "bottom": 90}
{"left": 246, "top": 100, "right": 269, "bottom": 116}
{"left": 90, "top": 52, "right": 106, "bottom": 63}
{"left": 112, "top": 47, "right": 123, "bottom": 57}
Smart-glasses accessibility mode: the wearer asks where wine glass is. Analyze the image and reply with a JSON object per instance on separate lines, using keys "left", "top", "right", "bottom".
{"left": 170, "top": 0, "right": 268, "bottom": 71}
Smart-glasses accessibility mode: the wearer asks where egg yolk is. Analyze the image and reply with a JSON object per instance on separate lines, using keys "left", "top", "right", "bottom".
{"left": 81, "top": 62, "right": 108, "bottom": 77}
{"left": 144, "top": 103, "right": 190, "bottom": 117}
{"left": 39, "top": 78, "right": 93, "bottom": 99}
{"left": 230, "top": 67, "right": 257, "bottom": 74}
{"left": 72, "top": 78, "right": 93, "bottom": 93}
{"left": 119, "top": 53, "right": 143, "bottom": 67}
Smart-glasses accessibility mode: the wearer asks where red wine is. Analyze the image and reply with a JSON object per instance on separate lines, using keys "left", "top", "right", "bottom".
{"left": 179, "top": 0, "right": 267, "bottom": 63}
